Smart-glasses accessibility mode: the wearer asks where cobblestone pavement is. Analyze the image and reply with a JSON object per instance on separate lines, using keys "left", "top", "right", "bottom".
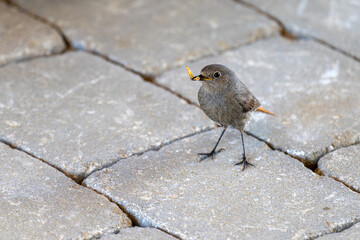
{"left": 0, "top": 0, "right": 359, "bottom": 239}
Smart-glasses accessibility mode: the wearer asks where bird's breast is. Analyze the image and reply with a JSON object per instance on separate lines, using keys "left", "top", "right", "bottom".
{"left": 198, "top": 86, "right": 252, "bottom": 130}
{"left": 198, "top": 87, "right": 228, "bottom": 125}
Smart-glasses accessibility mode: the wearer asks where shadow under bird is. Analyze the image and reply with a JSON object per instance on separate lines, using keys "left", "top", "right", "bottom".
{"left": 186, "top": 64, "right": 276, "bottom": 171}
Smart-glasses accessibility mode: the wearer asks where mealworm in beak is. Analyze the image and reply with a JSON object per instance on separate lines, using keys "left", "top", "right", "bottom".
{"left": 186, "top": 66, "right": 194, "bottom": 79}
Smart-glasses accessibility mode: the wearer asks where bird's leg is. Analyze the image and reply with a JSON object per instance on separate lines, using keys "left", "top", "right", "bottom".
{"left": 235, "top": 132, "right": 255, "bottom": 171}
{"left": 198, "top": 127, "right": 227, "bottom": 161}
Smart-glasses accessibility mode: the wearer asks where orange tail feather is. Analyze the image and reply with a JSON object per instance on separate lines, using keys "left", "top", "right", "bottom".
{"left": 256, "top": 106, "right": 277, "bottom": 117}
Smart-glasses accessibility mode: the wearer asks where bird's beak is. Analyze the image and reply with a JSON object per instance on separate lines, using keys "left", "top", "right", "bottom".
{"left": 186, "top": 66, "right": 212, "bottom": 81}
{"left": 192, "top": 74, "right": 212, "bottom": 81}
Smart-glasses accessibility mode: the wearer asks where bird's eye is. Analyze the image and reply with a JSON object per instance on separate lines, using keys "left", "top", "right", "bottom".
{"left": 213, "top": 72, "right": 221, "bottom": 78}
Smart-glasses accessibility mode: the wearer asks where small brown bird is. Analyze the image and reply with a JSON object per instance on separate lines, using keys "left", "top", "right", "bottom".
{"left": 187, "top": 64, "right": 276, "bottom": 170}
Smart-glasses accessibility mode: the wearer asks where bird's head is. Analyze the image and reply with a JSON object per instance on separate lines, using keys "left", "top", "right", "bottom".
{"left": 187, "top": 64, "right": 235, "bottom": 87}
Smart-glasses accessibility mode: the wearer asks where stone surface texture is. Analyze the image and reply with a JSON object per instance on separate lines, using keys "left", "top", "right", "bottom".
{"left": 0, "top": 143, "right": 131, "bottom": 240}
{"left": 13, "top": 0, "right": 280, "bottom": 75}
{"left": 317, "top": 144, "right": 360, "bottom": 192}
{"left": 0, "top": 52, "right": 213, "bottom": 181}
{"left": 156, "top": 37, "right": 360, "bottom": 166}
{"left": 101, "top": 227, "right": 177, "bottom": 240}
{"left": 244, "top": 0, "right": 360, "bottom": 59}
{"left": 0, "top": 1, "right": 65, "bottom": 66}
{"left": 317, "top": 222, "right": 360, "bottom": 240}
{"left": 84, "top": 128, "right": 360, "bottom": 240}
{"left": 1, "top": 1, "right": 360, "bottom": 239}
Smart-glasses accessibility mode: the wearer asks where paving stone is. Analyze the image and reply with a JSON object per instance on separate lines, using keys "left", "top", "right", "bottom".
{"left": 0, "top": 1, "right": 65, "bottom": 66}
{"left": 13, "top": 0, "right": 280, "bottom": 76}
{"left": 244, "top": 0, "right": 360, "bottom": 59}
{"left": 317, "top": 144, "right": 360, "bottom": 192}
{"left": 156, "top": 37, "right": 360, "bottom": 166}
{"left": 101, "top": 227, "right": 177, "bottom": 240}
{"left": 317, "top": 222, "right": 360, "bottom": 240}
{"left": 0, "top": 52, "right": 213, "bottom": 181}
{"left": 84, "top": 128, "right": 360, "bottom": 240}
{"left": 0, "top": 143, "right": 131, "bottom": 240}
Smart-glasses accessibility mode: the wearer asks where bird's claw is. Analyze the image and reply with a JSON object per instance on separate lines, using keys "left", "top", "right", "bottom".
{"left": 234, "top": 154, "right": 254, "bottom": 171}
{"left": 197, "top": 148, "right": 225, "bottom": 161}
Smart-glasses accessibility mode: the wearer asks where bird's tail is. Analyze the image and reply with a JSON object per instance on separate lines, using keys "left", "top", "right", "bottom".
{"left": 256, "top": 106, "right": 277, "bottom": 117}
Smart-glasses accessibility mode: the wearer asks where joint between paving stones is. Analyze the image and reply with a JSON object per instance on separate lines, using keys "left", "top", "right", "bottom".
{"left": 97, "top": 228, "right": 182, "bottom": 240}
{"left": 0, "top": 137, "right": 84, "bottom": 184}
{"left": 79, "top": 49, "right": 153, "bottom": 81}
{"left": 87, "top": 187, "right": 183, "bottom": 240}
{"left": 81, "top": 126, "right": 215, "bottom": 184}
{"left": 82, "top": 187, "right": 135, "bottom": 227}
{"left": 80, "top": 227, "right": 120, "bottom": 240}
{"left": 155, "top": 228, "right": 183, "bottom": 240}
{"left": 236, "top": 0, "right": 360, "bottom": 63}
{"left": 245, "top": 131, "right": 360, "bottom": 172}
{"left": 0, "top": 138, "right": 138, "bottom": 238}
{"left": 246, "top": 131, "right": 360, "bottom": 196}
{"left": 312, "top": 38, "right": 360, "bottom": 63}
{"left": 0, "top": 0, "right": 72, "bottom": 68}
{"left": 80, "top": 49, "right": 200, "bottom": 108}
{"left": 315, "top": 142, "right": 360, "bottom": 195}
{"left": 244, "top": 130, "right": 318, "bottom": 170}
{"left": 321, "top": 174, "right": 360, "bottom": 195}
{"left": 6, "top": 0, "right": 71, "bottom": 51}
{"left": 2, "top": 124, "right": 213, "bottom": 186}
{"left": 146, "top": 80, "right": 197, "bottom": 108}
{"left": 311, "top": 219, "right": 360, "bottom": 240}
{"left": 311, "top": 139, "right": 360, "bottom": 172}
{"left": 235, "top": 0, "right": 298, "bottom": 40}
{"left": 174, "top": 33, "right": 281, "bottom": 74}
{"left": 0, "top": 50, "right": 77, "bottom": 70}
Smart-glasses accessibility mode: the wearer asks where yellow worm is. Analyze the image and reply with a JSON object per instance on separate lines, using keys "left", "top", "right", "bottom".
{"left": 186, "top": 66, "right": 194, "bottom": 79}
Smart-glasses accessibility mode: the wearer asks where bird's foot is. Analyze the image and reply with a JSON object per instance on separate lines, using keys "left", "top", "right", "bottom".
{"left": 234, "top": 154, "right": 254, "bottom": 171}
{"left": 197, "top": 148, "right": 225, "bottom": 161}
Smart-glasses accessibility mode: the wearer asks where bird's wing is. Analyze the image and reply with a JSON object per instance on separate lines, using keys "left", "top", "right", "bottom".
{"left": 235, "top": 91, "right": 260, "bottom": 113}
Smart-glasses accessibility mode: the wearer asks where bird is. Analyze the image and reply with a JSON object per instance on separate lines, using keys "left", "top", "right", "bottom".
{"left": 186, "top": 64, "right": 276, "bottom": 171}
